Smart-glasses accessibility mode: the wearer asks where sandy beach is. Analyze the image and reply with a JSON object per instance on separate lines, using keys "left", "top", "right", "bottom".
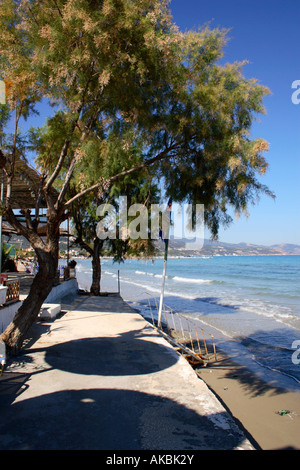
{"left": 195, "top": 350, "right": 300, "bottom": 450}
{"left": 151, "top": 314, "right": 300, "bottom": 450}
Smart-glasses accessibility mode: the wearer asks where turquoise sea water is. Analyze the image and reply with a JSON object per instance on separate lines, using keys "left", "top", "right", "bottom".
{"left": 75, "top": 255, "right": 300, "bottom": 388}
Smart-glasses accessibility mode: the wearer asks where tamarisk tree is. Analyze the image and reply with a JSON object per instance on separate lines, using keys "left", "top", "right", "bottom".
{"left": 69, "top": 129, "right": 161, "bottom": 295}
{"left": 0, "top": 0, "right": 273, "bottom": 354}
{"left": 69, "top": 178, "right": 159, "bottom": 296}
{"left": 29, "top": 107, "right": 160, "bottom": 295}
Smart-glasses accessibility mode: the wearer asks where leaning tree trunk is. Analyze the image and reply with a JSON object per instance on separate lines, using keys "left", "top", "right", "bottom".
{"left": 1, "top": 248, "right": 58, "bottom": 355}
{"left": 0, "top": 208, "right": 60, "bottom": 355}
{"left": 90, "top": 237, "right": 103, "bottom": 296}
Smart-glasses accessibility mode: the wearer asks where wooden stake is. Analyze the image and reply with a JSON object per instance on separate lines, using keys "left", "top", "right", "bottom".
{"left": 178, "top": 315, "right": 185, "bottom": 343}
{"left": 211, "top": 334, "right": 217, "bottom": 361}
{"left": 189, "top": 332, "right": 195, "bottom": 354}
{"left": 148, "top": 298, "right": 155, "bottom": 327}
{"left": 194, "top": 327, "right": 202, "bottom": 356}
{"left": 202, "top": 329, "right": 209, "bottom": 358}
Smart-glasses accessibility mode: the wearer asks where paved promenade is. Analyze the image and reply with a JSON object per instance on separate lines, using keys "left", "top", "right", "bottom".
{"left": 0, "top": 293, "right": 254, "bottom": 450}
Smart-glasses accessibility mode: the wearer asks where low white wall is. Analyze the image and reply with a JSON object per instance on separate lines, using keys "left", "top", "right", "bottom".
{"left": 0, "top": 301, "right": 20, "bottom": 334}
{"left": 0, "top": 278, "right": 78, "bottom": 333}
{"left": 44, "top": 278, "right": 78, "bottom": 303}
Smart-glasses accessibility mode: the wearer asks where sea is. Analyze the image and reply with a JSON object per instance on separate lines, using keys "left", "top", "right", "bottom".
{"left": 73, "top": 255, "right": 300, "bottom": 391}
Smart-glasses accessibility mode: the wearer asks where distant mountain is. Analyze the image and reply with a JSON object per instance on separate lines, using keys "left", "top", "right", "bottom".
{"left": 155, "top": 238, "right": 300, "bottom": 257}
{"left": 4, "top": 231, "right": 300, "bottom": 257}
{"left": 270, "top": 243, "right": 300, "bottom": 255}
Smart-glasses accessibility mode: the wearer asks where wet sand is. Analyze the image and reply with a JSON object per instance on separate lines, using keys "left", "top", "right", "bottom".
{"left": 195, "top": 350, "right": 300, "bottom": 450}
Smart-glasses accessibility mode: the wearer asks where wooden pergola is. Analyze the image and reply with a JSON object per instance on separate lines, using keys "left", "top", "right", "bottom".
{"left": 1, "top": 156, "right": 58, "bottom": 209}
{"left": 2, "top": 222, "right": 70, "bottom": 238}
{"left": 0, "top": 157, "right": 71, "bottom": 275}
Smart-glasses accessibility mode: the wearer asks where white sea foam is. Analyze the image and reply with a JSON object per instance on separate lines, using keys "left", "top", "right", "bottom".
{"left": 135, "top": 270, "right": 154, "bottom": 276}
{"left": 173, "top": 276, "right": 212, "bottom": 284}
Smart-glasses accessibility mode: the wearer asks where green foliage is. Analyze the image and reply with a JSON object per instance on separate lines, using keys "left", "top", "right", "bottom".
{"left": 0, "top": 104, "right": 10, "bottom": 129}
{"left": 0, "top": 0, "right": 273, "bottom": 244}
{"left": 1, "top": 242, "right": 14, "bottom": 270}
{"left": 1, "top": 0, "right": 176, "bottom": 115}
{"left": 28, "top": 110, "right": 78, "bottom": 186}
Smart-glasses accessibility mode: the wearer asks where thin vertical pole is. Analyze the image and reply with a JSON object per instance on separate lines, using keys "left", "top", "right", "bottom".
{"left": 202, "top": 329, "right": 209, "bottom": 358}
{"left": 195, "top": 327, "right": 202, "bottom": 356}
{"left": 158, "top": 239, "right": 168, "bottom": 329}
{"left": 158, "top": 199, "right": 172, "bottom": 329}
{"left": 178, "top": 315, "right": 185, "bottom": 343}
{"left": 67, "top": 215, "right": 70, "bottom": 267}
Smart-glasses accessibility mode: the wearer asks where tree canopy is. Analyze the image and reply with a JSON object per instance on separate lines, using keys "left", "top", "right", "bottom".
{"left": 0, "top": 0, "right": 273, "bottom": 352}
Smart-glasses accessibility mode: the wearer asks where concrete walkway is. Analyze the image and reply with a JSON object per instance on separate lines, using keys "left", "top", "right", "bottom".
{"left": 0, "top": 293, "right": 254, "bottom": 450}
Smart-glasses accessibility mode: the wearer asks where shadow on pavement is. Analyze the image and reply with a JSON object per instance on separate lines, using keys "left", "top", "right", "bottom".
{"left": 41, "top": 330, "right": 178, "bottom": 376}
{"left": 0, "top": 387, "right": 247, "bottom": 450}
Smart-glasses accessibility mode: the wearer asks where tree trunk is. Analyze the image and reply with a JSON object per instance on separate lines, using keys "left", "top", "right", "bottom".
{"left": 90, "top": 237, "right": 102, "bottom": 296}
{"left": 1, "top": 248, "right": 58, "bottom": 355}
{"left": 0, "top": 203, "right": 61, "bottom": 356}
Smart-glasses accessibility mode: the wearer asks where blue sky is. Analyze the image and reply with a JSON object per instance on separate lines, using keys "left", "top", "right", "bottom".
{"left": 169, "top": 0, "right": 300, "bottom": 246}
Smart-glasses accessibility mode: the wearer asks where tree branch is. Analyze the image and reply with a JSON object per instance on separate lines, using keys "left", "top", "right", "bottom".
{"left": 45, "top": 111, "right": 81, "bottom": 192}
{"left": 0, "top": 149, "right": 6, "bottom": 170}
{"left": 20, "top": 208, "right": 35, "bottom": 231}
{"left": 55, "top": 112, "right": 98, "bottom": 208}
{"left": 73, "top": 235, "right": 94, "bottom": 257}
{"left": 5, "top": 175, "right": 13, "bottom": 209}
{"left": 63, "top": 142, "right": 182, "bottom": 209}
{"left": 34, "top": 175, "right": 47, "bottom": 227}
{"left": 45, "top": 62, "right": 96, "bottom": 192}
{"left": 71, "top": 206, "right": 94, "bottom": 256}
{"left": 4, "top": 206, "right": 45, "bottom": 250}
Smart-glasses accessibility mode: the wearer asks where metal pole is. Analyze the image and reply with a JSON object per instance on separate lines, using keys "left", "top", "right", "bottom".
{"left": 158, "top": 238, "right": 168, "bottom": 329}
{"left": 157, "top": 200, "right": 172, "bottom": 329}
{"left": 67, "top": 215, "right": 70, "bottom": 267}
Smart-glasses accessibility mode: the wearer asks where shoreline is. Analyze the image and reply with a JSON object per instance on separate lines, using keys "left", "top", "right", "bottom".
{"left": 194, "top": 348, "right": 300, "bottom": 450}
{"left": 120, "top": 301, "right": 300, "bottom": 450}
{"left": 140, "top": 309, "right": 300, "bottom": 450}
{"left": 69, "top": 253, "right": 299, "bottom": 260}
{"left": 127, "top": 302, "right": 300, "bottom": 450}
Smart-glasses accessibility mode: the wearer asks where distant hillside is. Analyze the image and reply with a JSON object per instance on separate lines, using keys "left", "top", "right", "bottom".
{"left": 155, "top": 238, "right": 300, "bottom": 257}
{"left": 4, "top": 232, "right": 300, "bottom": 257}
{"left": 270, "top": 243, "right": 300, "bottom": 255}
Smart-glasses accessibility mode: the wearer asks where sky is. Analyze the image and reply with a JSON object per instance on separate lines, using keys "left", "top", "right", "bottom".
{"left": 169, "top": 0, "right": 300, "bottom": 246}
{"left": 3, "top": 0, "right": 299, "bottom": 247}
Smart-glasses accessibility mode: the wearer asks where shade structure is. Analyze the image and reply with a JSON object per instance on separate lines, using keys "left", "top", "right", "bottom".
{"left": 2, "top": 155, "right": 58, "bottom": 209}
{"left": 2, "top": 222, "right": 71, "bottom": 238}
{"left": 0, "top": 156, "right": 68, "bottom": 277}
